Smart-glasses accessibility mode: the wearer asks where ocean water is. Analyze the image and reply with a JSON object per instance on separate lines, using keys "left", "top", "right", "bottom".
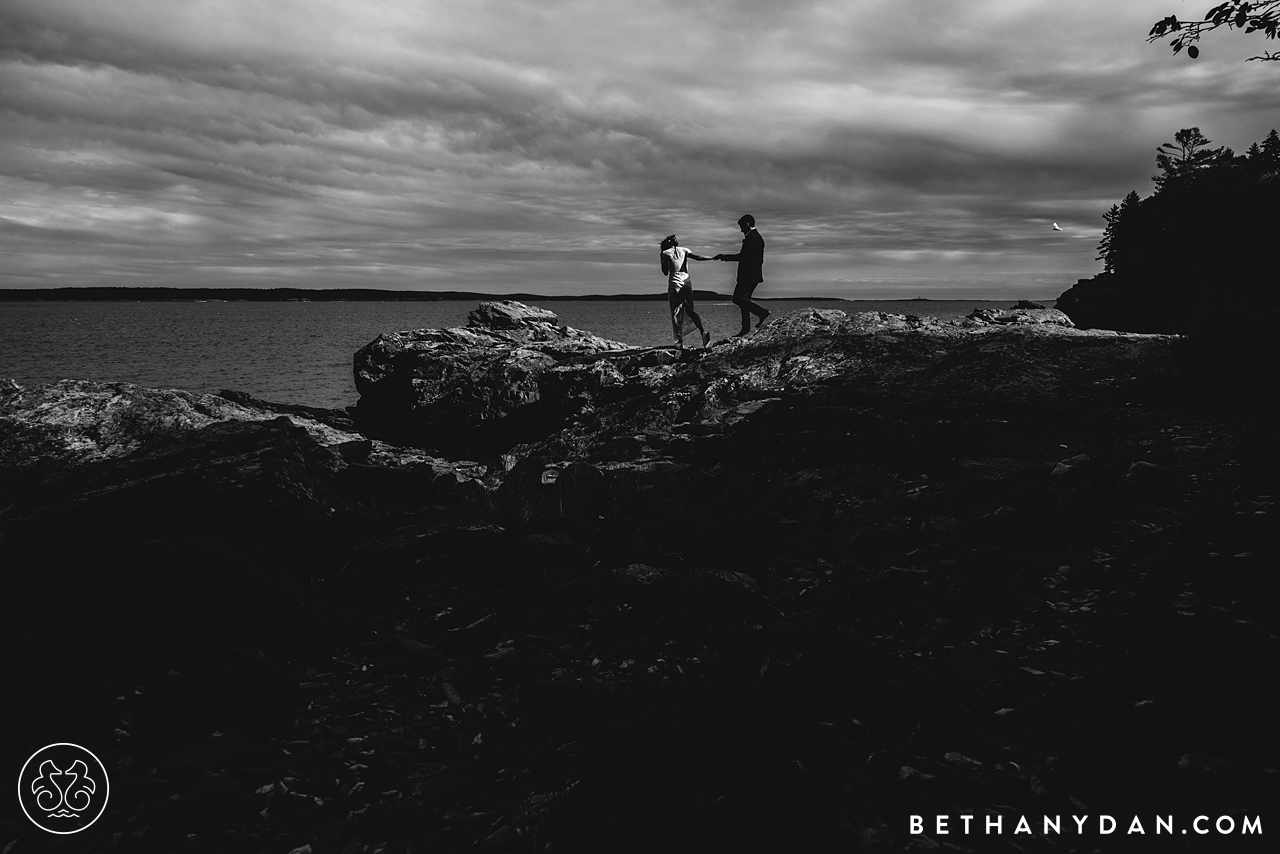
{"left": 0, "top": 298, "right": 1037, "bottom": 409}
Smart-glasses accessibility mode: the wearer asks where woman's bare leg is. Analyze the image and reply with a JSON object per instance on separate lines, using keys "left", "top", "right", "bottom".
{"left": 688, "top": 309, "right": 711, "bottom": 346}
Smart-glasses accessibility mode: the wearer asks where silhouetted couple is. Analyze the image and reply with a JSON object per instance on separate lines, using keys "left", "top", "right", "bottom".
{"left": 660, "top": 215, "right": 768, "bottom": 348}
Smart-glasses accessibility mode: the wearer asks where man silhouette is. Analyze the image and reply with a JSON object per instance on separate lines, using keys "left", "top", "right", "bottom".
{"left": 715, "top": 214, "right": 769, "bottom": 335}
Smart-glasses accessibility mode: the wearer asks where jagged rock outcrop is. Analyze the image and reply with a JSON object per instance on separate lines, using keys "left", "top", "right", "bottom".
{"left": 0, "top": 379, "right": 497, "bottom": 546}
{"left": 963, "top": 306, "right": 1074, "bottom": 326}
{"left": 352, "top": 301, "right": 1178, "bottom": 465}
{"left": 0, "top": 378, "right": 364, "bottom": 477}
{"left": 528, "top": 307, "right": 1177, "bottom": 466}
{"left": 352, "top": 300, "right": 639, "bottom": 454}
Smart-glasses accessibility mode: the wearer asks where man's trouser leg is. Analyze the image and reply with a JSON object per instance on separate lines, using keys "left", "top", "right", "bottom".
{"left": 733, "top": 280, "right": 763, "bottom": 332}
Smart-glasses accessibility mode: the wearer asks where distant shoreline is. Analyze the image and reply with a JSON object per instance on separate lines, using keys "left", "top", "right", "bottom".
{"left": 1, "top": 286, "right": 777, "bottom": 303}
{"left": 0, "top": 287, "right": 1047, "bottom": 304}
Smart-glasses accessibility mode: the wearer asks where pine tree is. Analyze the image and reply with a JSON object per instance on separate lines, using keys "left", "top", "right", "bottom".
{"left": 1097, "top": 204, "right": 1121, "bottom": 272}
{"left": 1096, "top": 191, "right": 1141, "bottom": 274}
{"left": 1153, "top": 127, "right": 1224, "bottom": 189}
{"left": 1261, "top": 129, "right": 1280, "bottom": 162}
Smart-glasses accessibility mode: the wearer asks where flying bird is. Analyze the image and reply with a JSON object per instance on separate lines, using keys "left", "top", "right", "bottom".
{"left": 1052, "top": 223, "right": 1063, "bottom": 231}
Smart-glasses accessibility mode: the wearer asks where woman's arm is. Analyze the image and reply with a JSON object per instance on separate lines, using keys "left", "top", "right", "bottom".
{"left": 686, "top": 252, "right": 714, "bottom": 261}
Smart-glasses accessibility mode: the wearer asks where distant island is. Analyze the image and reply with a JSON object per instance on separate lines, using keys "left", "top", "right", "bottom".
{"left": 0, "top": 286, "right": 854, "bottom": 303}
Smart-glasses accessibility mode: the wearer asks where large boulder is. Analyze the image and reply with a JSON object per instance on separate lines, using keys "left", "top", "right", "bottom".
{"left": 352, "top": 300, "right": 637, "bottom": 453}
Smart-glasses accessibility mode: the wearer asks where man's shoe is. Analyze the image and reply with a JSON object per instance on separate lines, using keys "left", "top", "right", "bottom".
{"left": 755, "top": 310, "right": 771, "bottom": 329}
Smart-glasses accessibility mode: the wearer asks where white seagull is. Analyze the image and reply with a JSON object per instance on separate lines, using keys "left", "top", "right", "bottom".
{"left": 1052, "top": 222, "right": 1063, "bottom": 231}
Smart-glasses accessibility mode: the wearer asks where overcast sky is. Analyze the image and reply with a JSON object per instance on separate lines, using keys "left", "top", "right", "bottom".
{"left": 2, "top": 1, "right": 1277, "bottom": 298}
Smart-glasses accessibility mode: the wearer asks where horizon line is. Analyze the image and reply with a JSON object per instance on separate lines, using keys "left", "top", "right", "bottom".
{"left": 0, "top": 286, "right": 1061, "bottom": 304}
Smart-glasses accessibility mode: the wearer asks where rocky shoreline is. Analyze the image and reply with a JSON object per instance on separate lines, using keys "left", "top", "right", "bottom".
{"left": 2, "top": 302, "right": 1275, "bottom": 852}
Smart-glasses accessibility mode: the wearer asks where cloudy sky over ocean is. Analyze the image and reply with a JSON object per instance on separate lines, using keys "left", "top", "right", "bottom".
{"left": 2, "top": 0, "right": 1278, "bottom": 298}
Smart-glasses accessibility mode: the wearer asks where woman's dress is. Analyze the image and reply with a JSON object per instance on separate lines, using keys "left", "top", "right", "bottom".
{"left": 661, "top": 246, "right": 698, "bottom": 342}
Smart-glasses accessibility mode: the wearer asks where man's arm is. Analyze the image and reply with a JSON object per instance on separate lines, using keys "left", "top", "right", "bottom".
{"left": 715, "top": 252, "right": 739, "bottom": 261}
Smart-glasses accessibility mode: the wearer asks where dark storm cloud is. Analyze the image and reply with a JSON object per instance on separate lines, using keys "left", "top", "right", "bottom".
{"left": 2, "top": 0, "right": 1278, "bottom": 296}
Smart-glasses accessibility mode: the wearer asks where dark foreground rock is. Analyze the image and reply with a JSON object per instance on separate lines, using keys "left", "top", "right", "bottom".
{"left": 2, "top": 305, "right": 1276, "bottom": 853}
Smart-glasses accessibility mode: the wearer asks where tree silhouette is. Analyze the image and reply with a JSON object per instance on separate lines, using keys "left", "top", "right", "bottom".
{"left": 1097, "top": 128, "right": 1275, "bottom": 284}
{"left": 1063, "top": 127, "right": 1279, "bottom": 335}
{"left": 1261, "top": 128, "right": 1280, "bottom": 161}
{"left": 1149, "top": 1, "right": 1280, "bottom": 61}
{"left": 1153, "top": 127, "right": 1227, "bottom": 189}
{"left": 1059, "top": 125, "right": 1279, "bottom": 393}
{"left": 1096, "top": 191, "right": 1141, "bottom": 274}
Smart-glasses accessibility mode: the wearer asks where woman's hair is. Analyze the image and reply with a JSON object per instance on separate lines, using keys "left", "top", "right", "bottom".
{"left": 659, "top": 235, "right": 678, "bottom": 274}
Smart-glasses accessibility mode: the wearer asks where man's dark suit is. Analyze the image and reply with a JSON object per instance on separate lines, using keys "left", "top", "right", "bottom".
{"left": 722, "top": 227, "right": 767, "bottom": 333}
{"left": 731, "top": 228, "right": 765, "bottom": 286}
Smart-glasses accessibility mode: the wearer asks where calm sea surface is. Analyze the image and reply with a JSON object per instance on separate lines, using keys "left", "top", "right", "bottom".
{"left": 0, "top": 298, "right": 1035, "bottom": 409}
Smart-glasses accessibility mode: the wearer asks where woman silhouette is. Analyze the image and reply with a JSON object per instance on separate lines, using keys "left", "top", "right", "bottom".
{"left": 659, "top": 234, "right": 712, "bottom": 348}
